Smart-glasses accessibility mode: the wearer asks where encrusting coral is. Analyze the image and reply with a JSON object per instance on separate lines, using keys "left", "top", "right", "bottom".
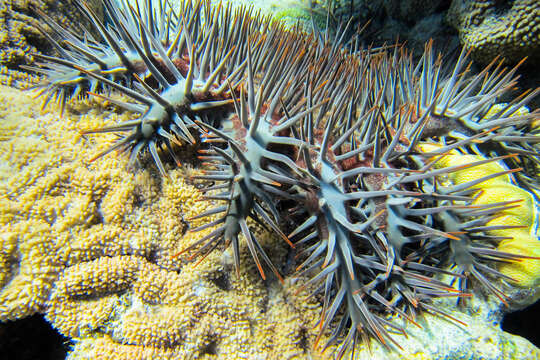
{"left": 2, "top": 0, "right": 540, "bottom": 358}
{"left": 1, "top": 78, "right": 538, "bottom": 360}
{"left": 0, "top": 0, "right": 103, "bottom": 88}
{"left": 448, "top": 0, "right": 540, "bottom": 65}
{"left": 0, "top": 85, "right": 329, "bottom": 359}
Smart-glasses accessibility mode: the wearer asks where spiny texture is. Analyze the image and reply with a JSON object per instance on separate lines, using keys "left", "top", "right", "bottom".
{"left": 448, "top": 0, "right": 540, "bottom": 65}
{"left": 0, "top": 0, "right": 103, "bottom": 88}
{"left": 18, "top": 0, "right": 540, "bottom": 358}
{"left": 420, "top": 143, "right": 540, "bottom": 288}
{"left": 0, "top": 85, "right": 538, "bottom": 360}
{"left": 0, "top": 85, "right": 325, "bottom": 359}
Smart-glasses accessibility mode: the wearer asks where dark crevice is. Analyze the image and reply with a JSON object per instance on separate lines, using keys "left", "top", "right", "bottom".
{"left": 298, "top": 327, "right": 309, "bottom": 353}
{"left": 0, "top": 315, "right": 69, "bottom": 360}
{"left": 208, "top": 270, "right": 231, "bottom": 291}
{"left": 132, "top": 188, "right": 146, "bottom": 207}
{"left": 502, "top": 300, "right": 540, "bottom": 346}
{"left": 92, "top": 196, "right": 105, "bottom": 225}
{"left": 199, "top": 338, "right": 218, "bottom": 355}
{"left": 493, "top": 0, "right": 512, "bottom": 16}
{"left": 147, "top": 248, "right": 159, "bottom": 264}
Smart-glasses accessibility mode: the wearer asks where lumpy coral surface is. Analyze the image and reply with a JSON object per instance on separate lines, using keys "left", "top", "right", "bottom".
{"left": 0, "top": 0, "right": 103, "bottom": 88}
{"left": 0, "top": 85, "right": 328, "bottom": 359}
{"left": 448, "top": 0, "right": 540, "bottom": 65}
{"left": 0, "top": 75, "right": 539, "bottom": 359}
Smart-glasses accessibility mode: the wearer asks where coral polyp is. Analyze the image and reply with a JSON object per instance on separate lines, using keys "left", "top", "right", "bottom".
{"left": 24, "top": 0, "right": 540, "bottom": 358}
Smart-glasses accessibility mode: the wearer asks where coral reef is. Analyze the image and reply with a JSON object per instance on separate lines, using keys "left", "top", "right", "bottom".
{"left": 302, "top": 0, "right": 461, "bottom": 58}
{"left": 281, "top": 0, "right": 540, "bottom": 67}
{"left": 294, "top": 0, "right": 540, "bottom": 68}
{"left": 0, "top": 0, "right": 102, "bottom": 88}
{"left": 1, "top": 80, "right": 538, "bottom": 360}
{"left": 0, "top": 84, "right": 143, "bottom": 321}
{"left": 448, "top": 0, "right": 540, "bottom": 65}
{"left": 0, "top": 85, "right": 326, "bottom": 359}
{"left": 1, "top": 0, "right": 539, "bottom": 359}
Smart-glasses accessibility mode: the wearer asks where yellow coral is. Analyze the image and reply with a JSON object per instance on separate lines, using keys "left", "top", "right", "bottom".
{"left": 448, "top": 0, "right": 540, "bottom": 65}
{"left": 486, "top": 103, "right": 540, "bottom": 129}
{"left": 1, "top": 69, "right": 538, "bottom": 359}
{"left": 418, "top": 143, "right": 540, "bottom": 287}
{"left": 0, "top": 84, "right": 327, "bottom": 359}
{"left": 0, "top": 84, "right": 144, "bottom": 321}
{"left": 0, "top": 65, "right": 40, "bottom": 89}
{"left": 0, "top": 1, "right": 103, "bottom": 88}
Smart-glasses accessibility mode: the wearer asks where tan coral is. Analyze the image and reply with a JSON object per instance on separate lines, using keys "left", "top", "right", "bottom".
{"left": 0, "top": 85, "right": 157, "bottom": 324}
{"left": 0, "top": 65, "right": 40, "bottom": 89}
{"left": 448, "top": 0, "right": 540, "bottom": 64}
{"left": 0, "top": 219, "right": 62, "bottom": 320}
{"left": 68, "top": 335, "right": 187, "bottom": 360}
{"left": 1, "top": 68, "right": 539, "bottom": 360}
{"left": 0, "top": 1, "right": 103, "bottom": 88}
{"left": 0, "top": 84, "right": 329, "bottom": 358}
{"left": 45, "top": 239, "right": 326, "bottom": 359}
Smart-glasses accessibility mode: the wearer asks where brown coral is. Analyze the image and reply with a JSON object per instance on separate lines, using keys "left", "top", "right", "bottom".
{"left": 448, "top": 0, "right": 540, "bottom": 64}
